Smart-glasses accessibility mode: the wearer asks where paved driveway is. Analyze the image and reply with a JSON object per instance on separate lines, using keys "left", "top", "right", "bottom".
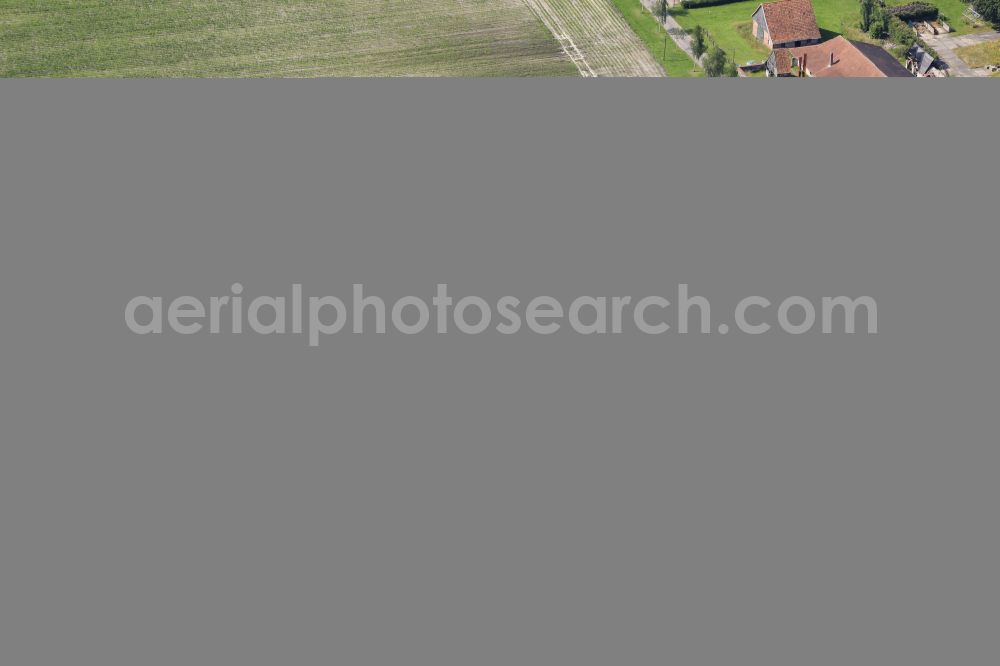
{"left": 923, "top": 30, "right": 1000, "bottom": 77}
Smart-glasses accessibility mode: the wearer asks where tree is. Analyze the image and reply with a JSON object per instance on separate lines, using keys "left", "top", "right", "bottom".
{"left": 723, "top": 59, "right": 739, "bottom": 77}
{"left": 859, "top": 0, "right": 876, "bottom": 32}
{"left": 703, "top": 46, "right": 728, "bottom": 76}
{"left": 973, "top": 0, "right": 1000, "bottom": 25}
{"left": 653, "top": 0, "right": 671, "bottom": 62}
{"left": 654, "top": 0, "right": 669, "bottom": 24}
{"left": 868, "top": 1, "right": 889, "bottom": 39}
{"left": 888, "top": 16, "right": 916, "bottom": 50}
{"left": 690, "top": 25, "right": 707, "bottom": 61}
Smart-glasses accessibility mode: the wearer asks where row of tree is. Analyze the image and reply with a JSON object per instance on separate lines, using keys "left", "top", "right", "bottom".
{"left": 690, "top": 24, "right": 739, "bottom": 76}
{"left": 650, "top": 2, "right": 737, "bottom": 77}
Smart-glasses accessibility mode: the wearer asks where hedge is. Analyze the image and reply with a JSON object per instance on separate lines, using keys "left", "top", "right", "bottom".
{"left": 681, "top": 0, "right": 745, "bottom": 8}
{"left": 887, "top": 2, "right": 940, "bottom": 22}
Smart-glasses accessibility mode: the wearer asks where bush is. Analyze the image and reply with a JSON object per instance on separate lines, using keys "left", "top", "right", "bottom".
{"left": 869, "top": 2, "right": 890, "bottom": 38}
{"left": 888, "top": 17, "right": 939, "bottom": 62}
{"left": 888, "top": 15, "right": 917, "bottom": 48}
{"left": 887, "top": 2, "right": 939, "bottom": 22}
{"left": 682, "top": 0, "right": 744, "bottom": 8}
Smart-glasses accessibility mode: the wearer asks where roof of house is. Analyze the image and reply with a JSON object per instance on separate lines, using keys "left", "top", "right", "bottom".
{"left": 784, "top": 36, "right": 913, "bottom": 77}
{"left": 771, "top": 48, "right": 794, "bottom": 75}
{"left": 758, "top": 0, "right": 821, "bottom": 45}
{"left": 908, "top": 43, "right": 935, "bottom": 75}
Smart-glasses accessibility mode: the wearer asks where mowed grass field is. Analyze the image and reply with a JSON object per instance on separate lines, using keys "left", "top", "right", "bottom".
{"left": 0, "top": 0, "right": 580, "bottom": 77}
{"left": 955, "top": 39, "right": 1000, "bottom": 66}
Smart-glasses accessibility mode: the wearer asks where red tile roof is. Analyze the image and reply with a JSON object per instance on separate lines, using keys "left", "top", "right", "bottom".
{"left": 772, "top": 48, "right": 794, "bottom": 75}
{"left": 788, "top": 36, "right": 912, "bottom": 77}
{"left": 761, "top": 0, "right": 821, "bottom": 45}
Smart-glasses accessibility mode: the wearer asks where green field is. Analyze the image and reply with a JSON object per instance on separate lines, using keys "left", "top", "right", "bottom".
{"left": 670, "top": 2, "right": 773, "bottom": 64}
{"left": 0, "top": 0, "right": 579, "bottom": 77}
{"left": 954, "top": 39, "right": 1000, "bottom": 66}
{"left": 671, "top": 0, "right": 989, "bottom": 66}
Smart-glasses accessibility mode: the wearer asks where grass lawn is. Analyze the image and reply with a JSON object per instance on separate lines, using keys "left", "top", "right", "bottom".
{"left": 0, "top": 0, "right": 578, "bottom": 77}
{"left": 670, "top": 2, "right": 773, "bottom": 64}
{"left": 954, "top": 39, "right": 1000, "bottom": 66}
{"left": 671, "top": 0, "right": 990, "bottom": 65}
{"left": 610, "top": 0, "right": 705, "bottom": 75}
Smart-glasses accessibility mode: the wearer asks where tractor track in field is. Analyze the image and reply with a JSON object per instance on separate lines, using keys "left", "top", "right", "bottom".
{"left": 524, "top": 0, "right": 665, "bottom": 76}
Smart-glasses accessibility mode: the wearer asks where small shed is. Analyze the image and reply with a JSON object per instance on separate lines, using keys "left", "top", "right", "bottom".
{"left": 907, "top": 43, "right": 936, "bottom": 76}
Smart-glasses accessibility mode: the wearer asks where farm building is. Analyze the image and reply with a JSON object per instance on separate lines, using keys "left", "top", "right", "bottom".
{"left": 767, "top": 36, "right": 913, "bottom": 77}
{"left": 751, "top": 0, "right": 821, "bottom": 49}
